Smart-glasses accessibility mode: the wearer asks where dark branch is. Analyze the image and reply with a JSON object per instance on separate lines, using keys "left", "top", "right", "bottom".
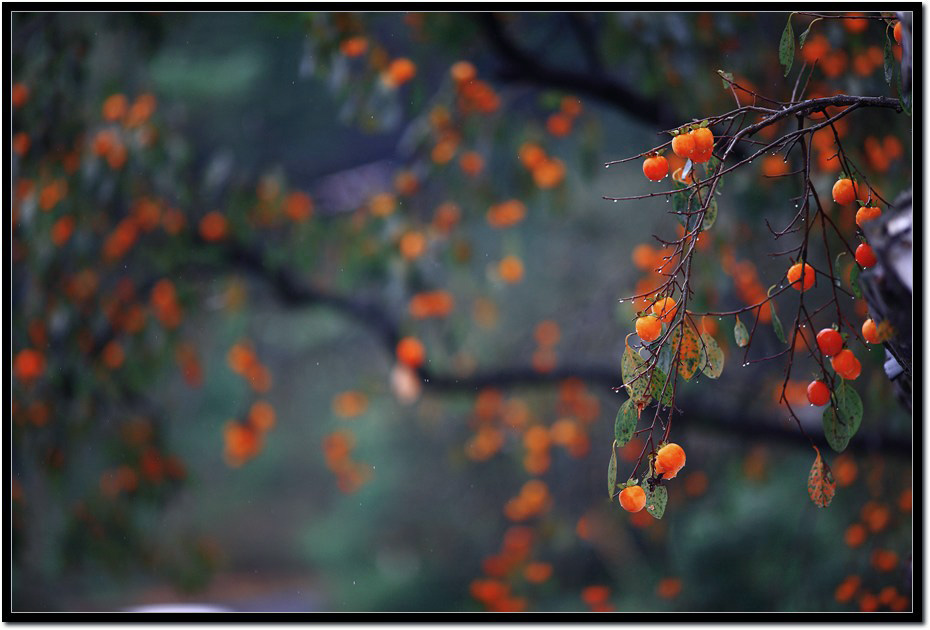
{"left": 210, "top": 239, "right": 911, "bottom": 460}
{"left": 474, "top": 13, "right": 679, "bottom": 130}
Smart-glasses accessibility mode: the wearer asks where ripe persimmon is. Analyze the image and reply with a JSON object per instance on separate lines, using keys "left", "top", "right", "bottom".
{"left": 807, "top": 380, "right": 830, "bottom": 406}
{"left": 855, "top": 205, "right": 881, "bottom": 227}
{"left": 14, "top": 348, "right": 45, "bottom": 382}
{"left": 635, "top": 315, "right": 662, "bottom": 342}
{"left": 691, "top": 127, "right": 714, "bottom": 153}
{"left": 396, "top": 336, "right": 425, "bottom": 368}
{"left": 816, "top": 328, "right": 844, "bottom": 356}
{"left": 383, "top": 58, "right": 417, "bottom": 88}
{"left": 619, "top": 485, "right": 646, "bottom": 512}
{"left": 671, "top": 132, "right": 695, "bottom": 159}
{"left": 786, "top": 261, "right": 815, "bottom": 291}
{"left": 855, "top": 243, "right": 876, "bottom": 268}
{"left": 642, "top": 155, "right": 668, "bottom": 182}
{"left": 831, "top": 348, "right": 861, "bottom": 379}
{"left": 861, "top": 318, "right": 880, "bottom": 344}
{"left": 651, "top": 297, "right": 678, "bottom": 324}
{"left": 894, "top": 21, "right": 902, "bottom": 44}
{"left": 832, "top": 178, "right": 858, "bottom": 205}
{"left": 655, "top": 443, "right": 686, "bottom": 479}
{"left": 199, "top": 211, "right": 228, "bottom": 242}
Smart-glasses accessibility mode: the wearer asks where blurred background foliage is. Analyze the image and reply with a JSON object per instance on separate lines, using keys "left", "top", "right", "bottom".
{"left": 10, "top": 11, "right": 912, "bottom": 613}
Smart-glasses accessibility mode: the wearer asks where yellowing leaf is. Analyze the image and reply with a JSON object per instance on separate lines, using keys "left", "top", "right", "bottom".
{"left": 807, "top": 447, "right": 836, "bottom": 508}
{"left": 676, "top": 321, "right": 702, "bottom": 381}
{"left": 734, "top": 316, "right": 749, "bottom": 347}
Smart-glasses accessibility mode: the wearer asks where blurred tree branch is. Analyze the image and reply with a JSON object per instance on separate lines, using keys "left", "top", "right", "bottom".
{"left": 474, "top": 13, "right": 680, "bottom": 130}
{"left": 191, "top": 238, "right": 910, "bottom": 460}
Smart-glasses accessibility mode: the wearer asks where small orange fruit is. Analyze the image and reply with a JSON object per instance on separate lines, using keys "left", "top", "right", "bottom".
{"left": 635, "top": 315, "right": 662, "bottom": 342}
{"left": 786, "top": 261, "right": 815, "bottom": 291}
{"left": 855, "top": 243, "right": 876, "bottom": 268}
{"left": 894, "top": 21, "right": 902, "bottom": 44}
{"left": 807, "top": 380, "right": 830, "bottom": 406}
{"left": 642, "top": 155, "right": 668, "bottom": 182}
{"left": 396, "top": 336, "right": 426, "bottom": 369}
{"left": 816, "top": 328, "right": 843, "bottom": 356}
{"left": 619, "top": 485, "right": 646, "bottom": 512}
{"left": 651, "top": 297, "right": 678, "bottom": 324}
{"left": 383, "top": 58, "right": 417, "bottom": 88}
{"left": 832, "top": 178, "right": 857, "bottom": 205}
{"left": 831, "top": 348, "right": 861, "bottom": 380}
{"left": 691, "top": 147, "right": 714, "bottom": 164}
{"left": 199, "top": 211, "right": 228, "bottom": 242}
{"left": 654, "top": 443, "right": 686, "bottom": 480}
{"left": 671, "top": 132, "right": 695, "bottom": 159}
{"left": 339, "top": 36, "right": 369, "bottom": 58}
{"left": 691, "top": 127, "right": 714, "bottom": 153}
{"left": 450, "top": 60, "right": 477, "bottom": 83}
{"left": 861, "top": 318, "right": 880, "bottom": 344}
{"left": 855, "top": 206, "right": 882, "bottom": 227}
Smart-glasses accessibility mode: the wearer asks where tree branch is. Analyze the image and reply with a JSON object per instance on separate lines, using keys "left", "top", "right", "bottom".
{"left": 474, "top": 13, "right": 680, "bottom": 130}
{"left": 211, "top": 239, "right": 911, "bottom": 460}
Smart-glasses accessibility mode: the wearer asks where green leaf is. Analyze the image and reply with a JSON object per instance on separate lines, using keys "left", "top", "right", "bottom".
{"left": 807, "top": 447, "right": 836, "bottom": 508}
{"left": 834, "top": 381, "right": 863, "bottom": 436}
{"left": 608, "top": 441, "right": 618, "bottom": 499}
{"left": 645, "top": 484, "right": 668, "bottom": 519}
{"left": 676, "top": 322, "right": 703, "bottom": 381}
{"left": 649, "top": 366, "right": 674, "bottom": 407}
{"left": 700, "top": 333, "right": 725, "bottom": 379}
{"left": 779, "top": 15, "right": 795, "bottom": 77}
{"left": 884, "top": 35, "right": 894, "bottom": 85}
{"left": 614, "top": 399, "right": 638, "bottom": 447}
{"left": 702, "top": 196, "right": 718, "bottom": 231}
{"left": 734, "top": 316, "right": 749, "bottom": 347}
{"left": 719, "top": 70, "right": 734, "bottom": 90}
{"left": 849, "top": 262, "right": 862, "bottom": 298}
{"left": 822, "top": 407, "right": 850, "bottom": 452}
{"left": 771, "top": 303, "right": 787, "bottom": 344}
{"left": 821, "top": 382, "right": 863, "bottom": 452}
{"left": 798, "top": 18, "right": 818, "bottom": 50}
{"left": 621, "top": 342, "right": 652, "bottom": 408}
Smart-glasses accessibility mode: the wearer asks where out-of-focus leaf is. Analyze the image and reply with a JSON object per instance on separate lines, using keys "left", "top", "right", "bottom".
{"left": 608, "top": 441, "right": 618, "bottom": 499}
{"left": 734, "top": 316, "right": 749, "bottom": 347}
{"left": 780, "top": 15, "right": 795, "bottom": 77}
{"left": 719, "top": 69, "right": 734, "bottom": 90}
{"left": 884, "top": 35, "right": 894, "bottom": 85}
{"left": 771, "top": 303, "right": 787, "bottom": 344}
